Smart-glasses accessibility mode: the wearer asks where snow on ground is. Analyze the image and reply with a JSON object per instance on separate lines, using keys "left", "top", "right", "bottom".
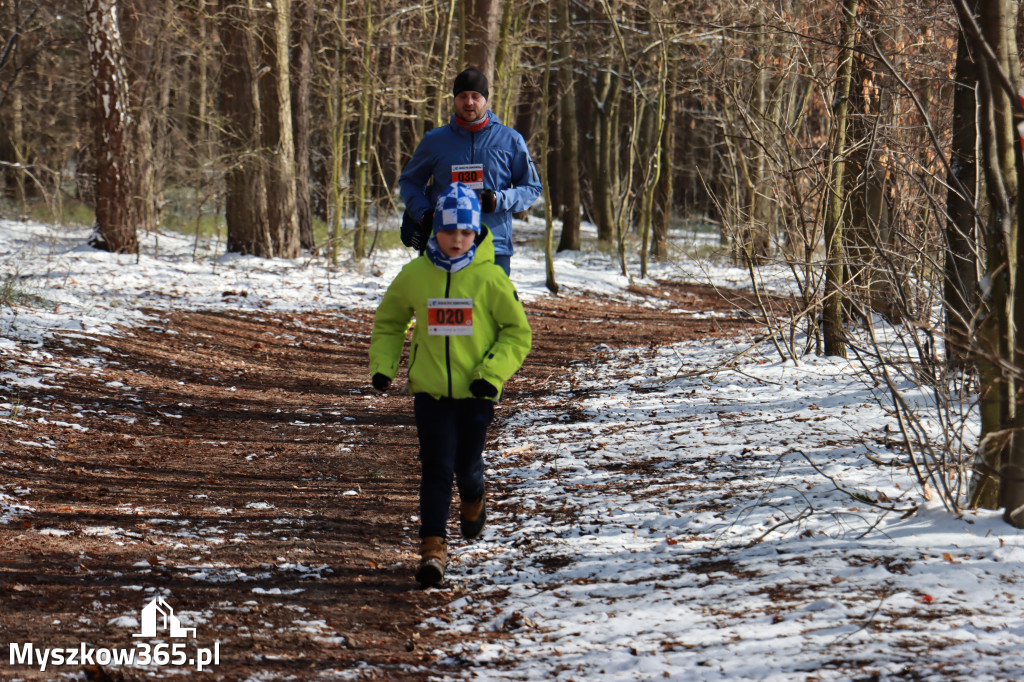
{"left": 439, "top": 343, "right": 1023, "bottom": 680}
{"left": 1, "top": 218, "right": 1020, "bottom": 680}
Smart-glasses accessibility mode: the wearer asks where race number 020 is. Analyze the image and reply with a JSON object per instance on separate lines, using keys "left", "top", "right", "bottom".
{"left": 427, "top": 298, "right": 474, "bottom": 336}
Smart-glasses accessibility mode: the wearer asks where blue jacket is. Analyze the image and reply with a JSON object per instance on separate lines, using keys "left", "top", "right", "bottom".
{"left": 399, "top": 111, "right": 542, "bottom": 257}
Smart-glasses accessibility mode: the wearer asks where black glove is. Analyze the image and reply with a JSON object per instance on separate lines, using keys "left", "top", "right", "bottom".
{"left": 372, "top": 373, "right": 391, "bottom": 392}
{"left": 479, "top": 189, "right": 497, "bottom": 213}
{"left": 400, "top": 209, "right": 433, "bottom": 251}
{"left": 470, "top": 378, "right": 498, "bottom": 399}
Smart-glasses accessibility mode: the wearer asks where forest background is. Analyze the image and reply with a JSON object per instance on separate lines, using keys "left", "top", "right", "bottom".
{"left": 3, "top": 0, "right": 1024, "bottom": 523}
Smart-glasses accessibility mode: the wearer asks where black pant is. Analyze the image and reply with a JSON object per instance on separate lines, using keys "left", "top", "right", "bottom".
{"left": 414, "top": 393, "right": 494, "bottom": 539}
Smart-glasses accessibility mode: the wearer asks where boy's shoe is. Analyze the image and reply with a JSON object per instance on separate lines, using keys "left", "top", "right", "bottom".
{"left": 415, "top": 536, "right": 447, "bottom": 587}
{"left": 460, "top": 494, "right": 486, "bottom": 540}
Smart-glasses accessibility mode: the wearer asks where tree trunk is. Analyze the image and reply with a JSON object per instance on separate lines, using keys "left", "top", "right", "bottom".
{"left": 464, "top": 0, "right": 501, "bottom": 81}
{"left": 120, "top": 0, "right": 160, "bottom": 237}
{"left": 652, "top": 78, "right": 675, "bottom": 260}
{"left": 327, "top": 0, "right": 349, "bottom": 266}
{"left": 744, "top": 17, "right": 770, "bottom": 264}
{"left": 846, "top": 5, "right": 897, "bottom": 322}
{"left": 968, "top": 0, "right": 1021, "bottom": 509}
{"left": 539, "top": 1, "right": 558, "bottom": 294}
{"left": 268, "top": 0, "right": 300, "bottom": 259}
{"left": 85, "top": 0, "right": 139, "bottom": 255}
{"left": 945, "top": 5, "right": 980, "bottom": 372}
{"left": 492, "top": 0, "right": 521, "bottom": 125}
{"left": 591, "top": 66, "right": 618, "bottom": 243}
{"left": 556, "top": 0, "right": 581, "bottom": 252}
{"left": 434, "top": 0, "right": 457, "bottom": 128}
{"left": 11, "top": 90, "right": 28, "bottom": 211}
{"left": 353, "top": 4, "right": 373, "bottom": 260}
{"left": 639, "top": 17, "right": 668, "bottom": 278}
{"left": 292, "top": 0, "right": 316, "bottom": 251}
{"left": 219, "top": 0, "right": 272, "bottom": 257}
{"left": 638, "top": 103, "right": 657, "bottom": 275}
{"left": 822, "top": 0, "right": 859, "bottom": 358}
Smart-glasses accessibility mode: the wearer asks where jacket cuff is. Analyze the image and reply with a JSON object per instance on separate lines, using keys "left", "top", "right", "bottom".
{"left": 369, "top": 361, "right": 396, "bottom": 379}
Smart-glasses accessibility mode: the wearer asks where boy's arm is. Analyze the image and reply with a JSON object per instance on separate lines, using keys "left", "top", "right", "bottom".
{"left": 369, "top": 274, "right": 415, "bottom": 380}
{"left": 473, "top": 279, "right": 532, "bottom": 392}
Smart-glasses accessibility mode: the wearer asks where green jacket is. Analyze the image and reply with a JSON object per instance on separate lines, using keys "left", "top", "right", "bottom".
{"left": 369, "top": 228, "right": 532, "bottom": 401}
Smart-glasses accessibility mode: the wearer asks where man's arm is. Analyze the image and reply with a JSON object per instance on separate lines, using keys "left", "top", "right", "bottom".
{"left": 399, "top": 138, "right": 436, "bottom": 221}
{"left": 492, "top": 132, "right": 542, "bottom": 215}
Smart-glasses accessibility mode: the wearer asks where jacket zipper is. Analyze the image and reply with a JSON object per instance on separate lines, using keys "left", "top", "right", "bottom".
{"left": 445, "top": 272, "right": 453, "bottom": 398}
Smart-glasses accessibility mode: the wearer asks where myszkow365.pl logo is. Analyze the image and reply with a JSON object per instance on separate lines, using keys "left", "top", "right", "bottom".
{"left": 8, "top": 596, "right": 221, "bottom": 673}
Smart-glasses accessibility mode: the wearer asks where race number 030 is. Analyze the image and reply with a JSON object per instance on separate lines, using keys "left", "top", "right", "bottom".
{"left": 451, "top": 164, "right": 484, "bottom": 190}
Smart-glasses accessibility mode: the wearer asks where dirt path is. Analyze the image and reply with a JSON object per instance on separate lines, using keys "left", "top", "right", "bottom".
{"left": 0, "top": 282, "right": 761, "bottom": 681}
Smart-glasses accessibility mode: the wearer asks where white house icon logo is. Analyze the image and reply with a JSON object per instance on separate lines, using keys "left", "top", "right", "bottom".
{"left": 132, "top": 597, "right": 196, "bottom": 639}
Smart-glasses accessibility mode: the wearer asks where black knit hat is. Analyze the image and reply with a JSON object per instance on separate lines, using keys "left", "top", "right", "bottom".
{"left": 453, "top": 68, "right": 489, "bottom": 100}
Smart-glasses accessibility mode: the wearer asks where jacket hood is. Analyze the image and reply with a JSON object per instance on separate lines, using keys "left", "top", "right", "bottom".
{"left": 472, "top": 226, "right": 496, "bottom": 266}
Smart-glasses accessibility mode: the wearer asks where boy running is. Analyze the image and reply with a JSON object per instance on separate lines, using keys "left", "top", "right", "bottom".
{"left": 369, "top": 182, "right": 532, "bottom": 587}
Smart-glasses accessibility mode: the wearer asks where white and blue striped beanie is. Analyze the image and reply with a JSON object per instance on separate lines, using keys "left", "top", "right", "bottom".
{"left": 433, "top": 182, "right": 481, "bottom": 234}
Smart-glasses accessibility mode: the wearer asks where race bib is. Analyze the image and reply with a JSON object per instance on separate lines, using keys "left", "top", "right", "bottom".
{"left": 451, "top": 164, "right": 484, "bottom": 190}
{"left": 428, "top": 298, "right": 474, "bottom": 336}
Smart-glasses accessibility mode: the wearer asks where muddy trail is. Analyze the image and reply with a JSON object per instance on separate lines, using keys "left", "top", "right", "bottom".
{"left": 0, "top": 281, "right": 762, "bottom": 681}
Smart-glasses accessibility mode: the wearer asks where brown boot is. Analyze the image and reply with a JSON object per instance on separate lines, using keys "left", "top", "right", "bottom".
{"left": 460, "top": 494, "right": 486, "bottom": 540}
{"left": 415, "top": 536, "right": 447, "bottom": 587}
